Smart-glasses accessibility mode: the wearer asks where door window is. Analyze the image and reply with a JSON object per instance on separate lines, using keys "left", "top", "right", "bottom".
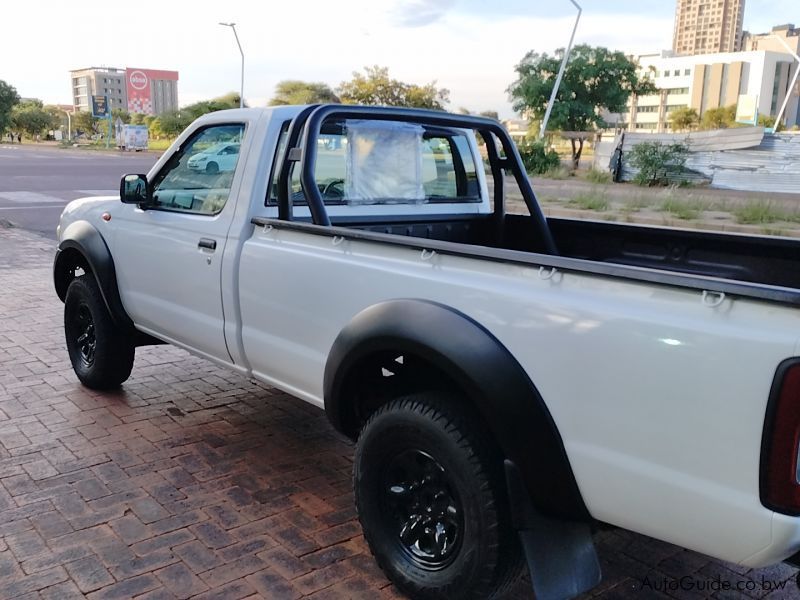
{"left": 150, "top": 124, "right": 245, "bottom": 215}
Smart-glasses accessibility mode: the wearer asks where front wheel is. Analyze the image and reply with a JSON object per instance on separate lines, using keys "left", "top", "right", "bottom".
{"left": 354, "top": 393, "right": 523, "bottom": 599}
{"left": 64, "top": 276, "right": 134, "bottom": 389}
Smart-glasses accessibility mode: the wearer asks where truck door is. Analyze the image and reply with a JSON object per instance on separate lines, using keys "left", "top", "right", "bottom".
{"left": 113, "top": 123, "right": 245, "bottom": 362}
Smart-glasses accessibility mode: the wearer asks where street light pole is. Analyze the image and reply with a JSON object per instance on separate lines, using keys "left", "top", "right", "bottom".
{"left": 62, "top": 109, "right": 72, "bottom": 141}
{"left": 219, "top": 22, "right": 244, "bottom": 108}
{"left": 539, "top": 0, "right": 582, "bottom": 139}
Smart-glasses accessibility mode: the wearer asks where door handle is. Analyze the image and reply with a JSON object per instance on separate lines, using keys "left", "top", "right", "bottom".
{"left": 198, "top": 238, "right": 217, "bottom": 251}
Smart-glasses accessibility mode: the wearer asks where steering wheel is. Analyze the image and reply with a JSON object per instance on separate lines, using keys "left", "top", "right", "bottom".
{"left": 321, "top": 179, "right": 345, "bottom": 199}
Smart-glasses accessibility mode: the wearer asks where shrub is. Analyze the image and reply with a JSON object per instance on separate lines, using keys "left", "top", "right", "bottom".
{"left": 629, "top": 141, "right": 689, "bottom": 186}
{"left": 517, "top": 140, "right": 561, "bottom": 175}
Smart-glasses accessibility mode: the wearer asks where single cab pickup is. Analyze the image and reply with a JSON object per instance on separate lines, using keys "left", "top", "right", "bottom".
{"left": 54, "top": 104, "right": 800, "bottom": 599}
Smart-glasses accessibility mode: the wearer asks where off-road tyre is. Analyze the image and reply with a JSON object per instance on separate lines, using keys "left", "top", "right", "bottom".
{"left": 64, "top": 276, "right": 134, "bottom": 389}
{"left": 354, "top": 393, "right": 523, "bottom": 599}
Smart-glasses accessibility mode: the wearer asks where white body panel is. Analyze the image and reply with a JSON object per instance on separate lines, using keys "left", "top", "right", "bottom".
{"left": 56, "top": 106, "right": 800, "bottom": 571}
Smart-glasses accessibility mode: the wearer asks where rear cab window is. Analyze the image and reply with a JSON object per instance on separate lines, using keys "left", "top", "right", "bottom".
{"left": 267, "top": 119, "right": 480, "bottom": 207}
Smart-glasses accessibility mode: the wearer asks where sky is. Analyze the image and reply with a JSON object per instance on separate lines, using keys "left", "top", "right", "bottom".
{"left": 0, "top": 0, "right": 795, "bottom": 118}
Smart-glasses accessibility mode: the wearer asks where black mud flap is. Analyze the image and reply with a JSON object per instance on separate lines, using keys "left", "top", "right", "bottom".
{"left": 505, "top": 460, "right": 602, "bottom": 600}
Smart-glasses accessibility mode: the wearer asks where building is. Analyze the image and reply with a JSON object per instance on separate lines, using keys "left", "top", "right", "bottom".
{"left": 743, "top": 23, "right": 800, "bottom": 55}
{"left": 69, "top": 67, "right": 179, "bottom": 116}
{"left": 673, "top": 0, "right": 746, "bottom": 56}
{"left": 607, "top": 49, "right": 799, "bottom": 133}
{"left": 70, "top": 67, "right": 128, "bottom": 113}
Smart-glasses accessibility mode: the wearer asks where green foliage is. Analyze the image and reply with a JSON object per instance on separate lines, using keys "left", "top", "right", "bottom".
{"left": 516, "top": 139, "right": 561, "bottom": 175}
{"left": 660, "top": 197, "right": 705, "bottom": 220}
{"left": 586, "top": 168, "right": 611, "bottom": 184}
{"left": 154, "top": 111, "right": 192, "bottom": 137}
{"left": 73, "top": 111, "right": 98, "bottom": 136}
{"left": 701, "top": 105, "right": 737, "bottom": 129}
{"left": 629, "top": 141, "right": 688, "bottom": 186}
{"left": 338, "top": 66, "right": 449, "bottom": 109}
{"left": 733, "top": 200, "right": 785, "bottom": 224}
{"left": 508, "top": 45, "right": 654, "bottom": 167}
{"left": 509, "top": 45, "right": 656, "bottom": 132}
{"left": 10, "top": 100, "right": 58, "bottom": 138}
{"left": 111, "top": 108, "right": 130, "bottom": 124}
{"left": 669, "top": 107, "right": 699, "bottom": 131}
{"left": 0, "top": 80, "right": 20, "bottom": 133}
{"left": 130, "top": 112, "right": 147, "bottom": 125}
{"left": 269, "top": 80, "right": 339, "bottom": 105}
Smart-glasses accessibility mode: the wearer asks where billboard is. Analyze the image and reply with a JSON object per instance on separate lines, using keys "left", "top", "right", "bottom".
{"left": 126, "top": 68, "right": 178, "bottom": 115}
{"left": 91, "top": 95, "right": 109, "bottom": 118}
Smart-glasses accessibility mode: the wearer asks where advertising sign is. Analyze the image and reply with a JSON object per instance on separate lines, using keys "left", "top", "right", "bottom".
{"left": 91, "top": 95, "right": 109, "bottom": 118}
{"left": 126, "top": 68, "right": 178, "bottom": 115}
{"left": 120, "top": 125, "right": 149, "bottom": 151}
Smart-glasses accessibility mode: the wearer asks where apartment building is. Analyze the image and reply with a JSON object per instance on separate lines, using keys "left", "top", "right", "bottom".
{"left": 673, "top": 0, "right": 746, "bottom": 55}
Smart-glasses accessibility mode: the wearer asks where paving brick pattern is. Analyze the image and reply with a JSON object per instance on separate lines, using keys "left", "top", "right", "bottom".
{"left": 0, "top": 224, "right": 798, "bottom": 599}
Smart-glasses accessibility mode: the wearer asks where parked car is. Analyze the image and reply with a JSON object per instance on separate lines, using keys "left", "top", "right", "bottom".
{"left": 186, "top": 141, "right": 240, "bottom": 174}
{"left": 53, "top": 104, "right": 800, "bottom": 599}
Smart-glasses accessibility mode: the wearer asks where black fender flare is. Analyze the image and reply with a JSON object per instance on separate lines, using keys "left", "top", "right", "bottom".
{"left": 53, "top": 220, "right": 134, "bottom": 331}
{"left": 323, "top": 299, "right": 590, "bottom": 521}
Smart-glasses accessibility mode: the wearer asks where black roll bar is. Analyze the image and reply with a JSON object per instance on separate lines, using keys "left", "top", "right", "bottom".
{"left": 278, "top": 104, "right": 558, "bottom": 255}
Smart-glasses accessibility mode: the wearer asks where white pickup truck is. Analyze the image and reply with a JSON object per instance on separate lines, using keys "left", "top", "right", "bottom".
{"left": 54, "top": 104, "right": 800, "bottom": 600}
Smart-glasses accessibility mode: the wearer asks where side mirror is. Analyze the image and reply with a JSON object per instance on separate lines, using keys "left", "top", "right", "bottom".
{"left": 120, "top": 174, "right": 151, "bottom": 206}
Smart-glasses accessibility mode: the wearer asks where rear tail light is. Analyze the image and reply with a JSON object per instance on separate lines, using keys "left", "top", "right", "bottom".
{"left": 761, "top": 359, "right": 800, "bottom": 515}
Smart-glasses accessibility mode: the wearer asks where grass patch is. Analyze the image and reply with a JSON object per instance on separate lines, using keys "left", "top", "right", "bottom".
{"left": 148, "top": 138, "right": 174, "bottom": 151}
{"left": 621, "top": 195, "right": 651, "bottom": 214}
{"left": 660, "top": 197, "right": 706, "bottom": 220}
{"left": 567, "top": 189, "right": 609, "bottom": 211}
{"left": 585, "top": 168, "right": 611, "bottom": 184}
{"left": 733, "top": 201, "right": 785, "bottom": 224}
{"left": 541, "top": 166, "right": 572, "bottom": 180}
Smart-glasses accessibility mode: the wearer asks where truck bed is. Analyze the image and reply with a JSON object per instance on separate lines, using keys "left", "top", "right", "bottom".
{"left": 288, "top": 212, "right": 800, "bottom": 297}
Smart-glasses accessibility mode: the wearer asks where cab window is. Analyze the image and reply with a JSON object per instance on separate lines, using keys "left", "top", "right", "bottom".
{"left": 151, "top": 124, "right": 245, "bottom": 215}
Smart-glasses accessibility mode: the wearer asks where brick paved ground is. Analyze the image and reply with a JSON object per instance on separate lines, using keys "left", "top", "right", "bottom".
{"left": 0, "top": 223, "right": 798, "bottom": 599}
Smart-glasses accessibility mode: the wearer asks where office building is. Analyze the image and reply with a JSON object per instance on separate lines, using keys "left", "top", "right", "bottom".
{"left": 608, "top": 49, "right": 799, "bottom": 132}
{"left": 69, "top": 67, "right": 179, "bottom": 115}
{"left": 673, "top": 0, "right": 746, "bottom": 55}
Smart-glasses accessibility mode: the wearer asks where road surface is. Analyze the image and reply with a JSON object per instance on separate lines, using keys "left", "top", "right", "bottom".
{"left": 0, "top": 144, "right": 159, "bottom": 239}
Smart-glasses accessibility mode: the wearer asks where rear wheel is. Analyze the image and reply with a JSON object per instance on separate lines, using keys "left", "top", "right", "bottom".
{"left": 354, "top": 393, "right": 523, "bottom": 599}
{"left": 205, "top": 161, "right": 219, "bottom": 174}
{"left": 64, "top": 276, "right": 134, "bottom": 389}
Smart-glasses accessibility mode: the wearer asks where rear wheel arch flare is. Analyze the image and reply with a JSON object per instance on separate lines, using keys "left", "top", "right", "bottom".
{"left": 323, "top": 298, "right": 591, "bottom": 521}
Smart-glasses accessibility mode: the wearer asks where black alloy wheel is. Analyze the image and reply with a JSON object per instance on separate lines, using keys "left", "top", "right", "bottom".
{"left": 382, "top": 448, "right": 463, "bottom": 570}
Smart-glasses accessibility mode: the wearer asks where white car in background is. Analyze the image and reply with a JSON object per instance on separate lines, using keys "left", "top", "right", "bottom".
{"left": 187, "top": 142, "right": 240, "bottom": 174}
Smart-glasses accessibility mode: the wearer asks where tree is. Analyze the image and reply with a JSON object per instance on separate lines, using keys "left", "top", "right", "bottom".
{"left": 73, "top": 111, "right": 98, "bottom": 137}
{"left": 11, "top": 100, "right": 57, "bottom": 139}
{"left": 701, "top": 104, "right": 737, "bottom": 130}
{"left": 338, "top": 66, "right": 449, "bottom": 110}
{"left": 508, "top": 44, "right": 656, "bottom": 168}
{"left": 111, "top": 108, "right": 130, "bottom": 124}
{"left": 669, "top": 107, "right": 699, "bottom": 131}
{"left": 269, "top": 81, "right": 339, "bottom": 105}
{"left": 0, "top": 80, "right": 20, "bottom": 134}
{"left": 479, "top": 110, "right": 499, "bottom": 120}
{"left": 130, "top": 113, "right": 147, "bottom": 125}
{"left": 154, "top": 111, "right": 191, "bottom": 138}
